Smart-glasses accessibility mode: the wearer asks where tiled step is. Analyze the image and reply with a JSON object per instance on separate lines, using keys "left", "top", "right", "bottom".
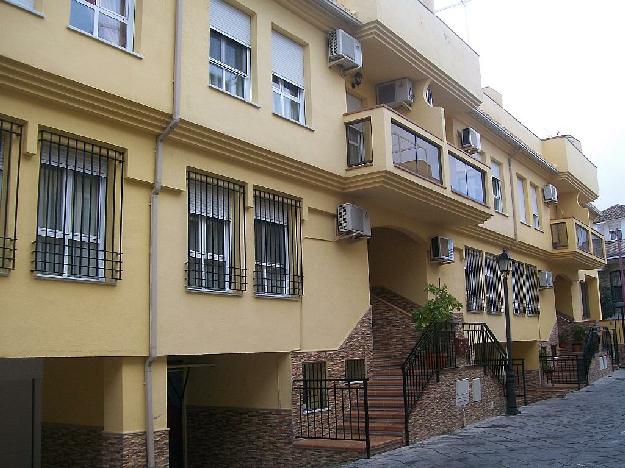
{"left": 368, "top": 398, "right": 404, "bottom": 409}
{"left": 368, "top": 388, "right": 404, "bottom": 398}
{"left": 366, "top": 409, "right": 404, "bottom": 422}
{"left": 338, "top": 421, "right": 405, "bottom": 437}
{"left": 293, "top": 435, "right": 404, "bottom": 455}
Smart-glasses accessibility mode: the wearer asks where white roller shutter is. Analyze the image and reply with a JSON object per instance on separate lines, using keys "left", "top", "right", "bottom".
{"left": 272, "top": 31, "right": 304, "bottom": 88}
{"left": 210, "top": 0, "right": 251, "bottom": 47}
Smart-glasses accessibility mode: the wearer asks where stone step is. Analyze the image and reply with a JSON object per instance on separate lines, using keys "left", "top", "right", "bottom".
{"left": 293, "top": 435, "right": 404, "bottom": 455}
{"left": 367, "top": 398, "right": 404, "bottom": 409}
{"left": 367, "top": 409, "right": 404, "bottom": 422}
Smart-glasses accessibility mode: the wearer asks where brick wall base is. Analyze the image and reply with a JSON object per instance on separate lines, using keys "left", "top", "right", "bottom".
{"left": 42, "top": 423, "right": 168, "bottom": 467}
{"left": 187, "top": 406, "right": 360, "bottom": 468}
{"left": 408, "top": 365, "right": 506, "bottom": 444}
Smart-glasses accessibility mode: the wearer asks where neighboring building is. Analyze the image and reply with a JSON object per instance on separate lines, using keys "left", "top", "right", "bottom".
{"left": 0, "top": 0, "right": 606, "bottom": 466}
{"left": 594, "top": 205, "right": 625, "bottom": 320}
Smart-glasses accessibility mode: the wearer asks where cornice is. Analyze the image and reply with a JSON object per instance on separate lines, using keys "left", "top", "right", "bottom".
{"left": 357, "top": 21, "right": 481, "bottom": 109}
{"left": 557, "top": 172, "right": 597, "bottom": 203}
{"left": 0, "top": 55, "right": 170, "bottom": 134}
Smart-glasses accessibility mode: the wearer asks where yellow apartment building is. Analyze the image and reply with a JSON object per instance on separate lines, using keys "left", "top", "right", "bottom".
{"left": 0, "top": 0, "right": 607, "bottom": 466}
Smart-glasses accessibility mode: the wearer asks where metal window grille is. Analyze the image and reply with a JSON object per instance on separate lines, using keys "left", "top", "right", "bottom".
{"left": 253, "top": 189, "right": 302, "bottom": 296}
{"left": 302, "top": 362, "right": 327, "bottom": 411}
{"left": 0, "top": 119, "right": 23, "bottom": 271}
{"left": 34, "top": 130, "right": 124, "bottom": 280}
{"left": 484, "top": 253, "right": 504, "bottom": 314}
{"left": 345, "top": 358, "right": 366, "bottom": 381}
{"left": 512, "top": 260, "right": 540, "bottom": 315}
{"left": 610, "top": 271, "right": 623, "bottom": 303}
{"left": 511, "top": 260, "right": 524, "bottom": 314}
{"left": 464, "top": 247, "right": 485, "bottom": 312}
{"left": 525, "top": 264, "right": 540, "bottom": 315}
{"left": 186, "top": 172, "right": 246, "bottom": 292}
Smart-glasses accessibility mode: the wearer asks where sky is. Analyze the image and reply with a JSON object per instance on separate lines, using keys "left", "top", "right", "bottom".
{"left": 435, "top": 0, "right": 625, "bottom": 210}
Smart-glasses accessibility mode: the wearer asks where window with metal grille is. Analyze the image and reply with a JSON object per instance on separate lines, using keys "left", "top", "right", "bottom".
{"left": 345, "top": 359, "right": 366, "bottom": 382}
{"left": 69, "top": 0, "right": 135, "bottom": 50}
{"left": 484, "top": 253, "right": 504, "bottom": 314}
{"left": 303, "top": 362, "right": 327, "bottom": 411}
{"left": 610, "top": 271, "right": 623, "bottom": 303}
{"left": 253, "top": 189, "right": 302, "bottom": 296}
{"left": 34, "top": 130, "right": 123, "bottom": 281}
{"left": 187, "top": 172, "right": 246, "bottom": 292}
{"left": 464, "top": 247, "right": 485, "bottom": 312}
{"left": 0, "top": 119, "right": 23, "bottom": 271}
{"left": 511, "top": 260, "right": 540, "bottom": 315}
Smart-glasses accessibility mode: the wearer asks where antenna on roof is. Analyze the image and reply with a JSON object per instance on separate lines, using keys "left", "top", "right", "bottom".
{"left": 435, "top": 0, "right": 473, "bottom": 42}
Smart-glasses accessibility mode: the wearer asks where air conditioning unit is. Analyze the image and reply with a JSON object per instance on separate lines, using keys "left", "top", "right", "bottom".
{"left": 328, "top": 29, "right": 362, "bottom": 72}
{"left": 539, "top": 271, "right": 553, "bottom": 289}
{"left": 543, "top": 184, "right": 558, "bottom": 204}
{"left": 337, "top": 203, "right": 371, "bottom": 239}
{"left": 376, "top": 79, "right": 414, "bottom": 110}
{"left": 430, "top": 236, "right": 454, "bottom": 263}
{"left": 460, "top": 128, "right": 481, "bottom": 154}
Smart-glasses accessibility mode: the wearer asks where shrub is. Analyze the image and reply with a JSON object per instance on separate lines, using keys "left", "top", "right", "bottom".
{"left": 411, "top": 283, "right": 462, "bottom": 331}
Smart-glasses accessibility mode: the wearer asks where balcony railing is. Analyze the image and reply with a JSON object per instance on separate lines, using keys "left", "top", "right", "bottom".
{"left": 550, "top": 218, "right": 606, "bottom": 266}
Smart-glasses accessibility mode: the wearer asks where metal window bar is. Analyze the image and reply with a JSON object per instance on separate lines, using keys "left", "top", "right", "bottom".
{"left": 345, "top": 359, "right": 366, "bottom": 382}
{"left": 33, "top": 130, "right": 123, "bottom": 280}
{"left": 484, "top": 253, "right": 504, "bottom": 314}
{"left": 511, "top": 260, "right": 524, "bottom": 314}
{"left": 253, "top": 189, "right": 302, "bottom": 296}
{"left": 0, "top": 119, "right": 23, "bottom": 271}
{"left": 464, "top": 247, "right": 485, "bottom": 312}
{"left": 302, "top": 362, "right": 328, "bottom": 411}
{"left": 345, "top": 118, "right": 372, "bottom": 167}
{"left": 186, "top": 172, "right": 246, "bottom": 292}
{"left": 540, "top": 355, "right": 583, "bottom": 387}
{"left": 525, "top": 264, "right": 540, "bottom": 315}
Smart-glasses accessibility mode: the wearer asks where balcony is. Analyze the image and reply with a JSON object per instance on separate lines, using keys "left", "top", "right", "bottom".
{"left": 550, "top": 218, "right": 606, "bottom": 269}
{"left": 343, "top": 106, "right": 492, "bottom": 227}
{"left": 542, "top": 136, "right": 599, "bottom": 205}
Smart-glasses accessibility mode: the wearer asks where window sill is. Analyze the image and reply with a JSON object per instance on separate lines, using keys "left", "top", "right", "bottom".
{"left": 272, "top": 112, "right": 314, "bottom": 132}
{"left": 466, "top": 309, "right": 483, "bottom": 314}
{"left": 2, "top": 0, "right": 44, "bottom": 17}
{"left": 33, "top": 273, "right": 117, "bottom": 286}
{"left": 255, "top": 292, "right": 302, "bottom": 301}
{"left": 519, "top": 220, "right": 532, "bottom": 228}
{"left": 494, "top": 209, "right": 508, "bottom": 217}
{"left": 0, "top": 269, "right": 9, "bottom": 277}
{"left": 346, "top": 162, "right": 374, "bottom": 171}
{"left": 208, "top": 85, "right": 260, "bottom": 108}
{"left": 67, "top": 25, "right": 144, "bottom": 60}
{"left": 186, "top": 287, "right": 243, "bottom": 297}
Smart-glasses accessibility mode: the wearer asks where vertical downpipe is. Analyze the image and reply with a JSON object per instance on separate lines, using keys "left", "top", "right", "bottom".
{"left": 146, "top": 1, "right": 183, "bottom": 467}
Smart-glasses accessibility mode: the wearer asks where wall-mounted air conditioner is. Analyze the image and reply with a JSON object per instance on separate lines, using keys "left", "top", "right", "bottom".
{"left": 337, "top": 203, "right": 371, "bottom": 239}
{"left": 376, "top": 79, "right": 414, "bottom": 110}
{"left": 460, "top": 128, "right": 481, "bottom": 154}
{"left": 543, "top": 184, "right": 558, "bottom": 204}
{"left": 328, "top": 29, "right": 362, "bottom": 72}
{"left": 430, "top": 236, "right": 454, "bottom": 263}
{"left": 539, "top": 271, "right": 554, "bottom": 289}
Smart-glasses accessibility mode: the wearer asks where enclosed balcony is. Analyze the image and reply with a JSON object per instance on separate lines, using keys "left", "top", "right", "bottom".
{"left": 343, "top": 106, "right": 492, "bottom": 227}
{"left": 550, "top": 218, "right": 606, "bottom": 269}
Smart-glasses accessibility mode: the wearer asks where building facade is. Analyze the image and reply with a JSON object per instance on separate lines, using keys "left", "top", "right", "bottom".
{"left": 0, "top": 0, "right": 606, "bottom": 466}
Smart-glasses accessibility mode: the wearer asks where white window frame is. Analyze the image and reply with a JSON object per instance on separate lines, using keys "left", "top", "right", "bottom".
{"left": 209, "top": 29, "right": 251, "bottom": 101}
{"left": 70, "top": 0, "right": 135, "bottom": 51}
{"left": 517, "top": 176, "right": 528, "bottom": 224}
{"left": 37, "top": 162, "right": 107, "bottom": 280}
{"left": 491, "top": 160, "right": 504, "bottom": 213}
{"left": 255, "top": 217, "right": 290, "bottom": 296}
{"left": 272, "top": 74, "right": 305, "bottom": 124}
{"left": 529, "top": 184, "right": 541, "bottom": 230}
{"left": 188, "top": 214, "right": 231, "bottom": 291}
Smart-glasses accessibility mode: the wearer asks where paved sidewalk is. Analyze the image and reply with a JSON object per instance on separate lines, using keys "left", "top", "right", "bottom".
{"left": 346, "top": 370, "right": 625, "bottom": 467}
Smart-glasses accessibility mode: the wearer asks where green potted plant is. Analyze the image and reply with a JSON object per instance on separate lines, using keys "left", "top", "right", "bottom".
{"left": 558, "top": 331, "right": 568, "bottom": 349}
{"left": 412, "top": 284, "right": 463, "bottom": 368}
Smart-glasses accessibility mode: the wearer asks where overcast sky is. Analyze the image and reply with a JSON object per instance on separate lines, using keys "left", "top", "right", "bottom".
{"left": 435, "top": 0, "right": 625, "bottom": 210}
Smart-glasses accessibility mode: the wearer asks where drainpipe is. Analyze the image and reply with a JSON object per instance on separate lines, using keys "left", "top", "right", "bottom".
{"left": 145, "top": 1, "right": 182, "bottom": 467}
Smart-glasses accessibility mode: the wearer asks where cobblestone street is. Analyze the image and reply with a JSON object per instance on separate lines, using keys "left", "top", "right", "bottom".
{"left": 347, "top": 371, "right": 625, "bottom": 467}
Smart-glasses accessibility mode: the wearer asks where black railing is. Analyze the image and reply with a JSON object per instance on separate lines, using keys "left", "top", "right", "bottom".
{"left": 601, "top": 327, "right": 619, "bottom": 368}
{"left": 401, "top": 322, "right": 456, "bottom": 445}
{"left": 540, "top": 355, "right": 583, "bottom": 388}
{"left": 293, "top": 379, "right": 370, "bottom": 458}
{"left": 481, "top": 358, "right": 527, "bottom": 406}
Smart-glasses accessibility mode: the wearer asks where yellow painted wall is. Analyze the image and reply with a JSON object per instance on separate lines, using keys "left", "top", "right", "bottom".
{"left": 186, "top": 353, "right": 292, "bottom": 410}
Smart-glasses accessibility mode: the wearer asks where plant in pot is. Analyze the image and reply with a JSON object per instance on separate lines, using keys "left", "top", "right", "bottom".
{"left": 411, "top": 284, "right": 463, "bottom": 368}
{"left": 571, "top": 324, "right": 586, "bottom": 352}
{"left": 558, "top": 331, "right": 568, "bottom": 349}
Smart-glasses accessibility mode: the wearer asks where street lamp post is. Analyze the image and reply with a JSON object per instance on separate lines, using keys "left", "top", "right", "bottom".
{"left": 497, "top": 249, "right": 519, "bottom": 416}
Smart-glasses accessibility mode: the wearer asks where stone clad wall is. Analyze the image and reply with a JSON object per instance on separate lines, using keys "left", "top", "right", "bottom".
{"left": 587, "top": 352, "right": 612, "bottom": 384}
{"left": 42, "top": 423, "right": 168, "bottom": 467}
{"left": 408, "top": 365, "right": 506, "bottom": 444}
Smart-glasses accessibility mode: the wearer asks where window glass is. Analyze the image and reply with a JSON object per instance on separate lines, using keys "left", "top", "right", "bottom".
{"left": 98, "top": 13, "right": 127, "bottom": 48}
{"left": 449, "top": 154, "right": 485, "bottom": 203}
{"left": 517, "top": 176, "right": 527, "bottom": 223}
{"left": 391, "top": 122, "right": 441, "bottom": 181}
{"left": 70, "top": 1, "right": 95, "bottom": 34}
{"left": 209, "top": 30, "right": 250, "bottom": 99}
{"left": 272, "top": 75, "right": 304, "bottom": 124}
{"left": 491, "top": 160, "right": 504, "bottom": 212}
{"left": 530, "top": 185, "right": 541, "bottom": 229}
{"left": 69, "top": 0, "right": 133, "bottom": 49}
